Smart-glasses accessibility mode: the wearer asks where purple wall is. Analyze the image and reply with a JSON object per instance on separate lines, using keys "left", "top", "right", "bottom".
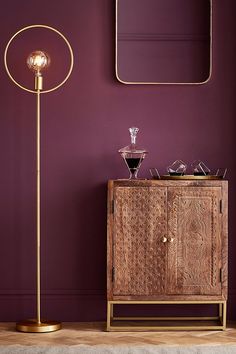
{"left": 0, "top": 0, "right": 236, "bottom": 321}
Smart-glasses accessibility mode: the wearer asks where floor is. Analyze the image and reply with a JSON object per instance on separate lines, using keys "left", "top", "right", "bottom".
{"left": 0, "top": 322, "right": 236, "bottom": 346}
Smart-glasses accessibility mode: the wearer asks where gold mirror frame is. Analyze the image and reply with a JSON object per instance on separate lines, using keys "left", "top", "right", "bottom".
{"left": 115, "top": 0, "right": 212, "bottom": 85}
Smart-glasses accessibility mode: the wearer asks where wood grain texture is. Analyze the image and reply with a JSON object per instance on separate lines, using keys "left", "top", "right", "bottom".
{"left": 107, "top": 180, "right": 114, "bottom": 301}
{"left": 111, "top": 295, "right": 225, "bottom": 301}
{"left": 113, "top": 186, "right": 167, "bottom": 296}
{"left": 221, "top": 181, "right": 228, "bottom": 300}
{"left": 112, "top": 180, "right": 226, "bottom": 188}
{"left": 107, "top": 180, "right": 228, "bottom": 302}
{"left": 167, "top": 187, "right": 222, "bottom": 297}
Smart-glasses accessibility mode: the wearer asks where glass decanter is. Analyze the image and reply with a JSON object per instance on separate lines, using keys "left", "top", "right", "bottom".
{"left": 191, "top": 160, "right": 210, "bottom": 176}
{"left": 167, "top": 160, "right": 187, "bottom": 176}
{"left": 118, "top": 127, "right": 148, "bottom": 179}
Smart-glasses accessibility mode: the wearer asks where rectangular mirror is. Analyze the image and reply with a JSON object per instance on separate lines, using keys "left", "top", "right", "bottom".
{"left": 116, "top": 0, "right": 212, "bottom": 84}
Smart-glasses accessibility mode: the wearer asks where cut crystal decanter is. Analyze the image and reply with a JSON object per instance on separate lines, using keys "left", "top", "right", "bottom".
{"left": 191, "top": 160, "right": 210, "bottom": 176}
{"left": 167, "top": 160, "right": 187, "bottom": 176}
{"left": 118, "top": 127, "right": 148, "bottom": 179}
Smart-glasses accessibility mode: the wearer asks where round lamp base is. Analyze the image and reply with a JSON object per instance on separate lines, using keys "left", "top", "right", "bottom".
{"left": 16, "top": 319, "right": 61, "bottom": 333}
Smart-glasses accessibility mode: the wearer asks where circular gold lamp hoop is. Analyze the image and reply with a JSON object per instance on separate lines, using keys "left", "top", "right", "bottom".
{"left": 4, "top": 24, "right": 74, "bottom": 94}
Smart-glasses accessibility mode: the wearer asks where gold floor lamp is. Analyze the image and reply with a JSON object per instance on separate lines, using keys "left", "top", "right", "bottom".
{"left": 4, "top": 24, "right": 74, "bottom": 333}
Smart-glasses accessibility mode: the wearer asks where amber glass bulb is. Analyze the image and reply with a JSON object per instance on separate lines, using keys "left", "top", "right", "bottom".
{"left": 27, "top": 50, "right": 50, "bottom": 73}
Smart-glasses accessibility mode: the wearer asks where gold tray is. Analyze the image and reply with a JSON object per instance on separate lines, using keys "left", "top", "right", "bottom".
{"left": 160, "top": 175, "right": 222, "bottom": 180}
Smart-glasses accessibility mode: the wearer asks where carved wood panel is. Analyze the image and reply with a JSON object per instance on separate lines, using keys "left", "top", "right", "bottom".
{"left": 167, "top": 187, "right": 222, "bottom": 295}
{"left": 113, "top": 186, "right": 167, "bottom": 296}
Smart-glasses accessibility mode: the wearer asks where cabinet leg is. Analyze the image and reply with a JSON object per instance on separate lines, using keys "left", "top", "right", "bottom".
{"left": 106, "top": 301, "right": 111, "bottom": 331}
{"left": 111, "top": 303, "right": 114, "bottom": 320}
{"left": 222, "top": 301, "right": 227, "bottom": 330}
{"left": 219, "top": 303, "right": 222, "bottom": 321}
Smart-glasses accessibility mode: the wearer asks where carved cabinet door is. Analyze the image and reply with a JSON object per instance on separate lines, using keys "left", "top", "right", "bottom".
{"left": 113, "top": 186, "right": 167, "bottom": 296}
{"left": 167, "top": 187, "right": 222, "bottom": 296}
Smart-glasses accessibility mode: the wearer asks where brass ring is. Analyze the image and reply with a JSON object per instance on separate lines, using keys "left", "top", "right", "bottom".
{"left": 4, "top": 24, "right": 74, "bottom": 94}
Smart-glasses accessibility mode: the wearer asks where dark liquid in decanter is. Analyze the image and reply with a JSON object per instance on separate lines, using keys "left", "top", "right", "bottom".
{"left": 125, "top": 157, "right": 142, "bottom": 173}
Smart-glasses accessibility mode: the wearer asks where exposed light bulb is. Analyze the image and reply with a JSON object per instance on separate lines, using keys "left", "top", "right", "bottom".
{"left": 27, "top": 50, "right": 50, "bottom": 74}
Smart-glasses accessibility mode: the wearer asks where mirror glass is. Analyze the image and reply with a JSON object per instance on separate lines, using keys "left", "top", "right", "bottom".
{"left": 116, "top": 0, "right": 212, "bottom": 84}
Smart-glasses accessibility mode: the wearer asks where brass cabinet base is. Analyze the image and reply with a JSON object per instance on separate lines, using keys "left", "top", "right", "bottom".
{"left": 16, "top": 319, "right": 61, "bottom": 333}
{"left": 107, "top": 301, "right": 227, "bottom": 331}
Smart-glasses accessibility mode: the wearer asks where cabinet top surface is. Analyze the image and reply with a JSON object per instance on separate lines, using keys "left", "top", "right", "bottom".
{"left": 108, "top": 179, "right": 228, "bottom": 187}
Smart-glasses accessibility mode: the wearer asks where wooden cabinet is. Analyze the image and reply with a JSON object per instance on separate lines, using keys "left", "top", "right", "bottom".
{"left": 107, "top": 179, "right": 228, "bottom": 331}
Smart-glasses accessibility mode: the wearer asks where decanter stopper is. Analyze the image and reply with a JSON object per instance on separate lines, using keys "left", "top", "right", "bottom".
{"left": 129, "top": 127, "right": 139, "bottom": 145}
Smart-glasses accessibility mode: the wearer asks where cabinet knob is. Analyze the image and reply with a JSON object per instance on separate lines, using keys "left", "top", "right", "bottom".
{"left": 161, "top": 236, "right": 167, "bottom": 243}
{"left": 168, "top": 237, "right": 174, "bottom": 243}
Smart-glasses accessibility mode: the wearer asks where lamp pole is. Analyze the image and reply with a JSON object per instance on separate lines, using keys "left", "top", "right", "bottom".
{"left": 36, "top": 82, "right": 41, "bottom": 324}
